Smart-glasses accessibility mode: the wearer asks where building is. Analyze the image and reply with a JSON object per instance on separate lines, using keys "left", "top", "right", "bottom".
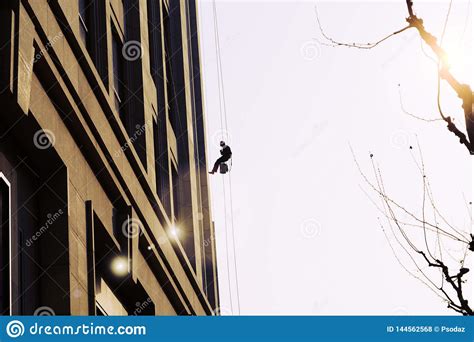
{"left": 0, "top": 0, "right": 219, "bottom": 315}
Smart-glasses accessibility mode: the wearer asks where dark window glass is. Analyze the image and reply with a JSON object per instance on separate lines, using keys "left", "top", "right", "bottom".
{"left": 112, "top": 28, "right": 126, "bottom": 123}
{"left": 162, "top": 8, "right": 179, "bottom": 133}
{"left": 147, "top": 0, "right": 162, "bottom": 81}
{"left": 79, "top": 0, "right": 91, "bottom": 49}
{"left": 79, "top": 0, "right": 109, "bottom": 87}
{"left": 153, "top": 116, "right": 171, "bottom": 215}
{"left": 0, "top": 175, "right": 10, "bottom": 315}
{"left": 171, "top": 166, "right": 179, "bottom": 223}
{"left": 148, "top": 1, "right": 171, "bottom": 215}
{"left": 147, "top": 0, "right": 155, "bottom": 72}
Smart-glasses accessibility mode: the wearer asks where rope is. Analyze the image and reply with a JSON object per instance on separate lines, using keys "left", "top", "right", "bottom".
{"left": 220, "top": 171, "right": 234, "bottom": 314}
{"left": 212, "top": 0, "right": 241, "bottom": 315}
{"left": 227, "top": 173, "right": 240, "bottom": 314}
{"left": 440, "top": 0, "right": 453, "bottom": 47}
{"left": 210, "top": 0, "right": 234, "bottom": 315}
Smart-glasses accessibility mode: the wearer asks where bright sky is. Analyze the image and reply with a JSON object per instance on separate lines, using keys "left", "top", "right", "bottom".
{"left": 198, "top": 0, "right": 472, "bottom": 315}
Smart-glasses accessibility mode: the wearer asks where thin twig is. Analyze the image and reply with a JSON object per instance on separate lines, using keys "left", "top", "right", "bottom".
{"left": 314, "top": 4, "right": 411, "bottom": 50}
{"left": 398, "top": 85, "right": 442, "bottom": 122}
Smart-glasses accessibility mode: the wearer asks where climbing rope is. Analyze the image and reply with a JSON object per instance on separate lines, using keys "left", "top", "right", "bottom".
{"left": 212, "top": 0, "right": 241, "bottom": 315}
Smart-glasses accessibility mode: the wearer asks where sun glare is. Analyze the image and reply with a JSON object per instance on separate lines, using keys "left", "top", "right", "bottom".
{"left": 443, "top": 43, "right": 473, "bottom": 87}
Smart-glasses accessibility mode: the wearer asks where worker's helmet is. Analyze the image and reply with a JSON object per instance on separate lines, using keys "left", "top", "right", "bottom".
{"left": 220, "top": 141, "right": 225, "bottom": 147}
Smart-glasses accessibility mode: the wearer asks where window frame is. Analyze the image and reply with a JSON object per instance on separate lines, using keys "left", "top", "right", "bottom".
{"left": 78, "top": 14, "right": 89, "bottom": 34}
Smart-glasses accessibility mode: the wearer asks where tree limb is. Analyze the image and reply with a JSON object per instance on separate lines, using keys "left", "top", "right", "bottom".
{"left": 404, "top": 0, "right": 474, "bottom": 154}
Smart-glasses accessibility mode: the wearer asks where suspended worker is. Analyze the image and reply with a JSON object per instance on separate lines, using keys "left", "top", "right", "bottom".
{"left": 209, "top": 141, "right": 232, "bottom": 174}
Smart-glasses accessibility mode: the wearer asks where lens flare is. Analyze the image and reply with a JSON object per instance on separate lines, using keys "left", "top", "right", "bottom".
{"left": 111, "top": 256, "right": 128, "bottom": 276}
{"left": 170, "top": 225, "right": 180, "bottom": 238}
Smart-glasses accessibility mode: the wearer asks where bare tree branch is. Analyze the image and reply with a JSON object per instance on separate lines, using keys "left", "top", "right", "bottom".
{"left": 352, "top": 145, "right": 473, "bottom": 315}
{"left": 314, "top": 5, "right": 411, "bottom": 49}
{"left": 316, "top": 1, "right": 474, "bottom": 153}
{"left": 398, "top": 85, "right": 443, "bottom": 122}
{"left": 404, "top": 0, "right": 474, "bottom": 153}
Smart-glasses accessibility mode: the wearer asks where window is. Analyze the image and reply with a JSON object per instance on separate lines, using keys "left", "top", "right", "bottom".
{"left": 0, "top": 173, "right": 11, "bottom": 315}
{"left": 111, "top": 4, "right": 147, "bottom": 167}
{"left": 153, "top": 114, "right": 171, "bottom": 215}
{"left": 112, "top": 27, "right": 126, "bottom": 124}
{"left": 79, "top": 0, "right": 92, "bottom": 51}
{"left": 147, "top": 0, "right": 166, "bottom": 108}
{"left": 148, "top": 1, "right": 171, "bottom": 213}
{"left": 162, "top": 7, "right": 180, "bottom": 133}
{"left": 171, "top": 166, "right": 179, "bottom": 223}
{"left": 79, "top": 0, "right": 109, "bottom": 86}
{"left": 147, "top": 0, "right": 158, "bottom": 75}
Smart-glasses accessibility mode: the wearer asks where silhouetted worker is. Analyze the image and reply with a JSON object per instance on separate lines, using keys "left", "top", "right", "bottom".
{"left": 209, "top": 141, "right": 232, "bottom": 174}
